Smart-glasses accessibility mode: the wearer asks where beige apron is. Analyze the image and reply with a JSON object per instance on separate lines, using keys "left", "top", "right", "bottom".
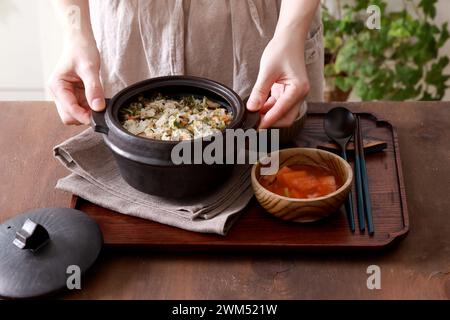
{"left": 89, "top": 0, "right": 324, "bottom": 101}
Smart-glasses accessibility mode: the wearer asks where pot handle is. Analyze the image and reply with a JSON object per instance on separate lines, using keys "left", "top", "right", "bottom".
{"left": 241, "top": 96, "right": 260, "bottom": 130}
{"left": 91, "top": 98, "right": 110, "bottom": 134}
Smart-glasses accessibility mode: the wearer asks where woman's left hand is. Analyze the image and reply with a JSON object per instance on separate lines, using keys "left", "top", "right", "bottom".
{"left": 247, "top": 32, "right": 310, "bottom": 129}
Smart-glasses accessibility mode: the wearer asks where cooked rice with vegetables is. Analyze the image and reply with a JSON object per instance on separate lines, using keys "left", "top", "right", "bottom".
{"left": 120, "top": 94, "right": 233, "bottom": 141}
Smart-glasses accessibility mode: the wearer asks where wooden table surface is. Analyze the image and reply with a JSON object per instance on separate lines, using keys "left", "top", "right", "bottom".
{"left": 0, "top": 101, "right": 449, "bottom": 300}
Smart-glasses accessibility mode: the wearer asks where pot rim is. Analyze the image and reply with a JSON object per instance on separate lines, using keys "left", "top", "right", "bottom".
{"left": 105, "top": 75, "right": 246, "bottom": 145}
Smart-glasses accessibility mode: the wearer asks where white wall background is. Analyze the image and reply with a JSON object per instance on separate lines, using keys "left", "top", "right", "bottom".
{"left": 0, "top": 0, "right": 61, "bottom": 99}
{"left": 0, "top": 0, "right": 449, "bottom": 100}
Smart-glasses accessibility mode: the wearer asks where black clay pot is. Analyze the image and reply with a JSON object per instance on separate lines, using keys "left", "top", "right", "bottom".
{"left": 91, "top": 76, "right": 259, "bottom": 198}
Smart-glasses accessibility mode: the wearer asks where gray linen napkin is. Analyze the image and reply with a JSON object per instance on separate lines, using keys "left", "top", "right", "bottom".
{"left": 53, "top": 128, "right": 254, "bottom": 235}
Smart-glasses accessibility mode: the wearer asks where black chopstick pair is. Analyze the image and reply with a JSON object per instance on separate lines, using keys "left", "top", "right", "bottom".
{"left": 353, "top": 116, "right": 374, "bottom": 234}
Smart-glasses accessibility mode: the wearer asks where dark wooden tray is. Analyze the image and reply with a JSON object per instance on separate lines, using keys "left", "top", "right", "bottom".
{"left": 70, "top": 112, "right": 409, "bottom": 250}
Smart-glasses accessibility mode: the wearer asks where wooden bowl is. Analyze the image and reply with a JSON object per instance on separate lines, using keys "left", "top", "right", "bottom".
{"left": 251, "top": 148, "right": 353, "bottom": 222}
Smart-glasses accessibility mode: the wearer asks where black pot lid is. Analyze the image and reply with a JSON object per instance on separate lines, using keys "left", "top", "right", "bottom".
{"left": 0, "top": 208, "right": 102, "bottom": 299}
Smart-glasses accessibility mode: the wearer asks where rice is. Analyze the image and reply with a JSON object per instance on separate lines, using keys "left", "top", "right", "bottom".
{"left": 120, "top": 95, "right": 233, "bottom": 141}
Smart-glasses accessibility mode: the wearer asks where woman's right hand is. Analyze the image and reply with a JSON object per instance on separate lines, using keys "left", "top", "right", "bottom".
{"left": 48, "top": 38, "right": 105, "bottom": 125}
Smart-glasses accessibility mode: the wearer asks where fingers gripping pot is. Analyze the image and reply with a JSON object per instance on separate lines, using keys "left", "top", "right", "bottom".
{"left": 91, "top": 76, "right": 259, "bottom": 198}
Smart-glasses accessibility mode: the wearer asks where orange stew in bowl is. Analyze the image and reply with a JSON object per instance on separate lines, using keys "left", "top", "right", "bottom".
{"left": 259, "top": 165, "right": 342, "bottom": 199}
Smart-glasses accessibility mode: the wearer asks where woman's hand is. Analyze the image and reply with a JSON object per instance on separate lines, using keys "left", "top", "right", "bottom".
{"left": 48, "top": 38, "right": 104, "bottom": 125}
{"left": 246, "top": 33, "right": 310, "bottom": 129}
{"left": 247, "top": 0, "right": 319, "bottom": 129}
{"left": 49, "top": 0, "right": 103, "bottom": 125}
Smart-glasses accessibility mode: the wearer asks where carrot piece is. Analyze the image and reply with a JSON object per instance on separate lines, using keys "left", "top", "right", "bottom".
{"left": 291, "top": 176, "right": 318, "bottom": 191}
{"left": 276, "top": 166, "right": 293, "bottom": 175}
{"left": 318, "top": 176, "right": 337, "bottom": 188}
{"left": 317, "top": 176, "right": 337, "bottom": 195}
{"left": 277, "top": 170, "right": 308, "bottom": 186}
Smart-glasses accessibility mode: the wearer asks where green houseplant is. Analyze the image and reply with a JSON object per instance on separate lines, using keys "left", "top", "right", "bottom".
{"left": 323, "top": 0, "right": 450, "bottom": 101}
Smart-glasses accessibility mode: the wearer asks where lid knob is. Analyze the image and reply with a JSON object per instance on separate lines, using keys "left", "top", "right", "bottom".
{"left": 13, "top": 219, "right": 50, "bottom": 252}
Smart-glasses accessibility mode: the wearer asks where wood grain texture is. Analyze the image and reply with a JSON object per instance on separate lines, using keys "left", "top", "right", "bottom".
{"left": 251, "top": 148, "right": 353, "bottom": 223}
{"left": 71, "top": 112, "right": 407, "bottom": 249}
{"left": 0, "top": 101, "right": 449, "bottom": 300}
{"left": 317, "top": 139, "right": 388, "bottom": 154}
